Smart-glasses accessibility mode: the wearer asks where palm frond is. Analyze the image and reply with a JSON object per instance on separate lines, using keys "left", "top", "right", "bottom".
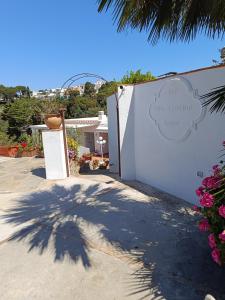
{"left": 201, "top": 85, "right": 225, "bottom": 113}
{"left": 97, "top": 0, "right": 225, "bottom": 44}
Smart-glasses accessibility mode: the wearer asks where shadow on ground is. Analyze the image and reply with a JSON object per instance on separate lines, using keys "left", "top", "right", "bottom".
{"left": 31, "top": 167, "right": 46, "bottom": 179}
{"left": 2, "top": 182, "right": 225, "bottom": 300}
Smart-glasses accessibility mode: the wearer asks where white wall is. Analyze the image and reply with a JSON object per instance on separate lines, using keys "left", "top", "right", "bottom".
{"left": 108, "top": 66, "right": 225, "bottom": 204}
{"left": 42, "top": 130, "right": 67, "bottom": 180}
{"left": 107, "top": 94, "right": 119, "bottom": 173}
{"left": 118, "top": 86, "right": 136, "bottom": 180}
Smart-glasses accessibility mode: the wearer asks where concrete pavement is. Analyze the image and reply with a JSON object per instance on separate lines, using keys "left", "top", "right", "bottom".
{"left": 0, "top": 157, "right": 224, "bottom": 300}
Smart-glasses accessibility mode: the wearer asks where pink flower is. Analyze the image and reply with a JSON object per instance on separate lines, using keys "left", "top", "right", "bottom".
{"left": 218, "top": 205, "right": 225, "bottom": 218}
{"left": 198, "top": 219, "right": 210, "bottom": 231}
{"left": 223, "top": 141, "right": 225, "bottom": 147}
{"left": 212, "top": 165, "right": 222, "bottom": 177}
{"left": 193, "top": 205, "right": 200, "bottom": 212}
{"left": 200, "top": 193, "right": 214, "bottom": 208}
{"left": 202, "top": 176, "right": 220, "bottom": 189}
{"left": 211, "top": 248, "right": 221, "bottom": 265}
{"left": 219, "top": 230, "right": 225, "bottom": 242}
{"left": 208, "top": 233, "right": 217, "bottom": 249}
{"left": 195, "top": 187, "right": 204, "bottom": 197}
{"left": 202, "top": 177, "right": 210, "bottom": 187}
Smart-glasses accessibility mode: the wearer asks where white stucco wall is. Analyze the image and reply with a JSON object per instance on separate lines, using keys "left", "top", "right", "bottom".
{"left": 118, "top": 86, "right": 136, "bottom": 180}
{"left": 108, "top": 66, "right": 225, "bottom": 204}
{"left": 107, "top": 94, "right": 119, "bottom": 173}
{"left": 42, "top": 130, "right": 67, "bottom": 180}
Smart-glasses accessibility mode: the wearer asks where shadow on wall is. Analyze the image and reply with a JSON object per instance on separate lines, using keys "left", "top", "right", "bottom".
{"left": 120, "top": 86, "right": 136, "bottom": 180}
{"left": 2, "top": 183, "right": 225, "bottom": 299}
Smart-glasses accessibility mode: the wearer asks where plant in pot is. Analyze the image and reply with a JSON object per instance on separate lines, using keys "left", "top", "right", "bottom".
{"left": 82, "top": 152, "right": 92, "bottom": 161}
{"left": 99, "top": 158, "right": 109, "bottom": 170}
{"left": 89, "top": 159, "right": 100, "bottom": 170}
{"left": 16, "top": 133, "right": 38, "bottom": 157}
{"left": 0, "top": 132, "right": 18, "bottom": 157}
{"left": 36, "top": 100, "right": 64, "bottom": 130}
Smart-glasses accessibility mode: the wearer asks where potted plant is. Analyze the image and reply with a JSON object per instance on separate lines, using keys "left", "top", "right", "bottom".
{"left": 16, "top": 133, "right": 38, "bottom": 157}
{"left": 89, "top": 159, "right": 100, "bottom": 170}
{"left": 44, "top": 113, "right": 62, "bottom": 130}
{"left": 82, "top": 152, "right": 92, "bottom": 161}
{"left": 35, "top": 100, "right": 64, "bottom": 130}
{"left": 99, "top": 159, "right": 109, "bottom": 170}
{"left": 0, "top": 132, "right": 18, "bottom": 157}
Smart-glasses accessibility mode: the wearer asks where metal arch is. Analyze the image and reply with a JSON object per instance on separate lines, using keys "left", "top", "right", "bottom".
{"left": 60, "top": 72, "right": 121, "bottom": 177}
{"left": 67, "top": 75, "right": 106, "bottom": 89}
{"left": 61, "top": 73, "right": 107, "bottom": 90}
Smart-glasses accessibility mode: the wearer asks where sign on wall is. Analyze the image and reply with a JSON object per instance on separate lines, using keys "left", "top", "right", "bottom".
{"left": 149, "top": 76, "right": 206, "bottom": 142}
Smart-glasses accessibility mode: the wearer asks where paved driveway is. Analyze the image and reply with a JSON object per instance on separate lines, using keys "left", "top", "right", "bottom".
{"left": 0, "top": 158, "right": 224, "bottom": 300}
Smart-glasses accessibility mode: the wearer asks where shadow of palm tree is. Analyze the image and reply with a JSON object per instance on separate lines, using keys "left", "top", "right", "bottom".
{"left": 2, "top": 182, "right": 225, "bottom": 299}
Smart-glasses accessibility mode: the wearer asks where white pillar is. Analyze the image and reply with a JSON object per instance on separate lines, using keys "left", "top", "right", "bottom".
{"left": 42, "top": 129, "right": 67, "bottom": 180}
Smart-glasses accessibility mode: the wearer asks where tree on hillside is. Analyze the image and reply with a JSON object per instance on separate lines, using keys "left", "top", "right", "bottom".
{"left": 2, "top": 98, "right": 64, "bottom": 137}
{"left": 3, "top": 99, "right": 35, "bottom": 137}
{"left": 84, "top": 82, "right": 96, "bottom": 97}
{"left": 65, "top": 88, "right": 80, "bottom": 98}
{"left": 98, "top": 0, "right": 225, "bottom": 113}
{"left": 121, "top": 70, "right": 155, "bottom": 84}
{"left": 96, "top": 81, "right": 117, "bottom": 108}
{"left": 0, "top": 85, "right": 30, "bottom": 102}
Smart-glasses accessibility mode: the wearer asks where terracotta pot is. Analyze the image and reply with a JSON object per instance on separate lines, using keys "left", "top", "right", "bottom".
{"left": 0, "top": 146, "right": 18, "bottom": 157}
{"left": 44, "top": 114, "right": 62, "bottom": 130}
{"left": 16, "top": 149, "right": 38, "bottom": 158}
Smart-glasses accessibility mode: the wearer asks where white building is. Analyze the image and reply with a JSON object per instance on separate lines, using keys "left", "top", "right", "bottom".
{"left": 31, "top": 81, "right": 104, "bottom": 99}
{"left": 30, "top": 111, "right": 108, "bottom": 155}
{"left": 107, "top": 64, "right": 225, "bottom": 205}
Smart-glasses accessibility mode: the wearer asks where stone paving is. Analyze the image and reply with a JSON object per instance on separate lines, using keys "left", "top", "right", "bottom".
{"left": 0, "top": 157, "right": 225, "bottom": 300}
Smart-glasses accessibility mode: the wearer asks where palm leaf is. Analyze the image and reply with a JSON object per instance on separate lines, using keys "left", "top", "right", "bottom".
{"left": 97, "top": 0, "right": 225, "bottom": 44}
{"left": 201, "top": 85, "right": 225, "bottom": 113}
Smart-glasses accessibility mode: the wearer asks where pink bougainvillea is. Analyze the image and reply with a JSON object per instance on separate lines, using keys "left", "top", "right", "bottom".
{"left": 195, "top": 187, "right": 204, "bottom": 197}
{"left": 218, "top": 205, "right": 225, "bottom": 218}
{"left": 219, "top": 231, "right": 225, "bottom": 242}
{"left": 211, "top": 248, "right": 221, "bottom": 265}
{"left": 199, "top": 192, "right": 215, "bottom": 208}
{"left": 208, "top": 234, "right": 217, "bottom": 249}
{"left": 198, "top": 219, "right": 210, "bottom": 231}
{"left": 195, "top": 141, "right": 225, "bottom": 266}
{"left": 193, "top": 205, "right": 200, "bottom": 212}
{"left": 202, "top": 176, "right": 221, "bottom": 189}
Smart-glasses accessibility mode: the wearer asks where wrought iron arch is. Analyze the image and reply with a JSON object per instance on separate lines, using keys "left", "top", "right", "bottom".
{"left": 61, "top": 73, "right": 107, "bottom": 91}
{"left": 60, "top": 73, "right": 121, "bottom": 176}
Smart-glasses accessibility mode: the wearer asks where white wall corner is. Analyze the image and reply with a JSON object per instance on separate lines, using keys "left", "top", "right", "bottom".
{"left": 118, "top": 85, "right": 136, "bottom": 180}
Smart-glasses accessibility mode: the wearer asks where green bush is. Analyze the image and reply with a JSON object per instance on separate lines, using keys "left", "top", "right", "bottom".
{"left": 0, "top": 131, "right": 14, "bottom": 146}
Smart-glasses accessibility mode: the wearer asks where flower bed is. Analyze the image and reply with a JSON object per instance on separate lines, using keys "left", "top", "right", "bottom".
{"left": 0, "top": 145, "right": 18, "bottom": 157}
{"left": 67, "top": 136, "right": 80, "bottom": 175}
{"left": 195, "top": 141, "right": 225, "bottom": 266}
{"left": 16, "top": 148, "right": 38, "bottom": 158}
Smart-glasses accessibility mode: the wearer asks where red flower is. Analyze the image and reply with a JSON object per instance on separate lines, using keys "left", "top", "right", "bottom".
{"left": 21, "top": 142, "right": 27, "bottom": 148}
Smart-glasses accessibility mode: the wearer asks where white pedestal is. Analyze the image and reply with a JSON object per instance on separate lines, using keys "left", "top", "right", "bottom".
{"left": 42, "top": 129, "right": 68, "bottom": 180}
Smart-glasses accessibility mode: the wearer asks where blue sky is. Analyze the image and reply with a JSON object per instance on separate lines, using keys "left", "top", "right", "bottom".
{"left": 0, "top": 0, "right": 225, "bottom": 90}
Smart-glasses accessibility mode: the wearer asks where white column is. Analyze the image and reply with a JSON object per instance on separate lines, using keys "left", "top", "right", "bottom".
{"left": 42, "top": 129, "right": 67, "bottom": 180}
